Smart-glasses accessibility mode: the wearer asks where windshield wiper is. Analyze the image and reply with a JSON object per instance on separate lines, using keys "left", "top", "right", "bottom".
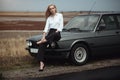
{"left": 67, "top": 28, "right": 81, "bottom": 32}
{"left": 63, "top": 28, "right": 70, "bottom": 32}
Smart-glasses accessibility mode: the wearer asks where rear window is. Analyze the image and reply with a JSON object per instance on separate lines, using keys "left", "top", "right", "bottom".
{"left": 116, "top": 15, "right": 120, "bottom": 28}
{"left": 98, "top": 15, "right": 117, "bottom": 30}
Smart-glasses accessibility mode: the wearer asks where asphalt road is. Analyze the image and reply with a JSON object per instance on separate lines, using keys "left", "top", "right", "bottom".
{"left": 25, "top": 66, "right": 120, "bottom": 80}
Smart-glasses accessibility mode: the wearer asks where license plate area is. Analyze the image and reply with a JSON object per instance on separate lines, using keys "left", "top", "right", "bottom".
{"left": 30, "top": 48, "right": 38, "bottom": 53}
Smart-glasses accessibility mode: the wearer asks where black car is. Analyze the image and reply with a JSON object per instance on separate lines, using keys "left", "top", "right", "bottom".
{"left": 26, "top": 13, "right": 120, "bottom": 65}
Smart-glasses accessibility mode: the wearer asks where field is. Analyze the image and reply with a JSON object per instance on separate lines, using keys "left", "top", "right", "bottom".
{"left": 0, "top": 12, "right": 79, "bottom": 70}
{"left": 0, "top": 31, "right": 41, "bottom": 70}
{"left": 0, "top": 11, "right": 82, "bottom": 30}
{"left": 0, "top": 21, "right": 44, "bottom": 30}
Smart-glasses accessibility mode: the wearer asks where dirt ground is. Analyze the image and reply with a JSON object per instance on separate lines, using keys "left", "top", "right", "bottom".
{"left": 1, "top": 56, "right": 120, "bottom": 79}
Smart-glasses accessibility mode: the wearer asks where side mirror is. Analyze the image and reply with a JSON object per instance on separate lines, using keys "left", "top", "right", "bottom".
{"left": 97, "top": 25, "right": 106, "bottom": 31}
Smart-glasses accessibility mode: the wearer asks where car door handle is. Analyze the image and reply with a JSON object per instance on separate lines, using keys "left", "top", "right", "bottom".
{"left": 116, "top": 31, "right": 119, "bottom": 34}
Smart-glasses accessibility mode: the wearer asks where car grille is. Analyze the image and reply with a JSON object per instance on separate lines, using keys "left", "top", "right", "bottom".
{"left": 31, "top": 41, "right": 39, "bottom": 48}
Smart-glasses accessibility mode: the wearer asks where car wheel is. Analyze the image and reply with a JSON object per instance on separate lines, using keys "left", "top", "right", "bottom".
{"left": 70, "top": 44, "right": 89, "bottom": 65}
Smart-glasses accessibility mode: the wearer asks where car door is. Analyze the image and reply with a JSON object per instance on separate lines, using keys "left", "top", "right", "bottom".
{"left": 116, "top": 14, "right": 120, "bottom": 41}
{"left": 93, "top": 14, "right": 120, "bottom": 54}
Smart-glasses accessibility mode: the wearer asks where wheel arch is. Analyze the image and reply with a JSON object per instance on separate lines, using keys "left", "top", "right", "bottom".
{"left": 70, "top": 40, "right": 92, "bottom": 56}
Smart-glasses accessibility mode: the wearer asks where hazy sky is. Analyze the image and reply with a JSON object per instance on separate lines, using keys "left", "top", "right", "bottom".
{"left": 0, "top": 0, "right": 120, "bottom": 12}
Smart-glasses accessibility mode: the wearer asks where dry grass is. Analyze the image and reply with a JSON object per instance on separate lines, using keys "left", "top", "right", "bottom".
{"left": 0, "top": 32, "right": 40, "bottom": 70}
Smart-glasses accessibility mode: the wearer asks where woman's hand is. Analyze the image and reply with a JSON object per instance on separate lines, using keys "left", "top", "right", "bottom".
{"left": 36, "top": 40, "right": 41, "bottom": 44}
{"left": 36, "top": 32, "right": 47, "bottom": 44}
{"left": 56, "top": 30, "right": 59, "bottom": 33}
{"left": 37, "top": 38, "right": 47, "bottom": 44}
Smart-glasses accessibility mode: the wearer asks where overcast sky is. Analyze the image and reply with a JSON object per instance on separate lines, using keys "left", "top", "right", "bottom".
{"left": 0, "top": 0, "right": 120, "bottom": 12}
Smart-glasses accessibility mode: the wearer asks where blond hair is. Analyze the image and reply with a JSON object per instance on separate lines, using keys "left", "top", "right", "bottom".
{"left": 45, "top": 4, "right": 57, "bottom": 19}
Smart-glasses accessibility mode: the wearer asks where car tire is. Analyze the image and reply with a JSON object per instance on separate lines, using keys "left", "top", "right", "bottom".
{"left": 70, "top": 44, "right": 89, "bottom": 65}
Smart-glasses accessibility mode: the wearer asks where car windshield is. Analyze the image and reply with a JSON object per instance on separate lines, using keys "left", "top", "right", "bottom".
{"left": 63, "top": 15, "right": 100, "bottom": 32}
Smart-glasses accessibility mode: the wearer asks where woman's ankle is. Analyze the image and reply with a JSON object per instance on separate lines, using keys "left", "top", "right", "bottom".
{"left": 40, "top": 61, "right": 44, "bottom": 69}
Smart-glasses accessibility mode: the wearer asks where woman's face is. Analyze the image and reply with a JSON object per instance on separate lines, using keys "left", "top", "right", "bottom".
{"left": 49, "top": 5, "right": 56, "bottom": 15}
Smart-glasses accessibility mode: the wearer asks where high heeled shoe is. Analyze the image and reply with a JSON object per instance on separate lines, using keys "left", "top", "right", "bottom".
{"left": 38, "top": 66, "right": 45, "bottom": 72}
{"left": 39, "top": 69, "right": 44, "bottom": 71}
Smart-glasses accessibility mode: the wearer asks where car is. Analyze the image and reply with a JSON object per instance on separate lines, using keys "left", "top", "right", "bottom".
{"left": 26, "top": 13, "right": 120, "bottom": 65}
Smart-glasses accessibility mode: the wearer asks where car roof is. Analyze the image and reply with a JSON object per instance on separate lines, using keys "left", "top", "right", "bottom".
{"left": 78, "top": 12, "right": 120, "bottom": 16}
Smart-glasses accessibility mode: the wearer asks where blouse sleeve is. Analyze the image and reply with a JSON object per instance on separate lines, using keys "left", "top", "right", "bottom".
{"left": 57, "top": 14, "right": 64, "bottom": 32}
{"left": 43, "top": 18, "right": 49, "bottom": 33}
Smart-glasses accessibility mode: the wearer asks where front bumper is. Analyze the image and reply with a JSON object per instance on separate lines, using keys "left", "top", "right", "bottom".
{"left": 26, "top": 47, "right": 70, "bottom": 58}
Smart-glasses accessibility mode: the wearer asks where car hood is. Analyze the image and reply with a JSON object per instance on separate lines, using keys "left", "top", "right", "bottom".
{"left": 27, "top": 31, "right": 94, "bottom": 41}
{"left": 60, "top": 31, "right": 93, "bottom": 41}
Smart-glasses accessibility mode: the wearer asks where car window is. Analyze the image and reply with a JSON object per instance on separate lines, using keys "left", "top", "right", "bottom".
{"left": 64, "top": 15, "right": 99, "bottom": 31}
{"left": 116, "top": 15, "right": 120, "bottom": 28}
{"left": 98, "top": 15, "right": 117, "bottom": 30}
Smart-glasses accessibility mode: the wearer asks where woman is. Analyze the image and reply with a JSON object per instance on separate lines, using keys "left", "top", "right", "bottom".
{"left": 36, "top": 4, "right": 64, "bottom": 71}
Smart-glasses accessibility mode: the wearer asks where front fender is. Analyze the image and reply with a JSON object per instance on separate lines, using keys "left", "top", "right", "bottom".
{"left": 57, "top": 40, "right": 74, "bottom": 50}
{"left": 57, "top": 39, "right": 85, "bottom": 49}
{"left": 70, "top": 40, "right": 91, "bottom": 54}
{"left": 71, "top": 39, "right": 90, "bottom": 49}
{"left": 57, "top": 39, "right": 90, "bottom": 52}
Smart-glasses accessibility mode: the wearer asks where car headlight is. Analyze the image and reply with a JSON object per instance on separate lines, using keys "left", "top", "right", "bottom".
{"left": 27, "top": 41, "right": 32, "bottom": 46}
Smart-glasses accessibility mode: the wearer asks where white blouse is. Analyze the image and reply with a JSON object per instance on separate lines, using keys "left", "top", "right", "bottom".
{"left": 43, "top": 13, "right": 64, "bottom": 33}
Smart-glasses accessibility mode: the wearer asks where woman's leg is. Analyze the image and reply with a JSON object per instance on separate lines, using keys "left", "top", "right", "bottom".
{"left": 37, "top": 32, "right": 58, "bottom": 44}
{"left": 36, "top": 43, "right": 46, "bottom": 71}
{"left": 45, "top": 32, "right": 61, "bottom": 43}
{"left": 37, "top": 29, "right": 61, "bottom": 45}
{"left": 39, "top": 61, "right": 44, "bottom": 71}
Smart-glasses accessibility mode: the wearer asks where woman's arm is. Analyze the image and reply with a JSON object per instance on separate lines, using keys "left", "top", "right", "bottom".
{"left": 37, "top": 32, "right": 47, "bottom": 44}
{"left": 41, "top": 32, "right": 46, "bottom": 40}
{"left": 57, "top": 13, "right": 63, "bottom": 32}
{"left": 37, "top": 18, "right": 49, "bottom": 44}
{"left": 43, "top": 18, "right": 49, "bottom": 33}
